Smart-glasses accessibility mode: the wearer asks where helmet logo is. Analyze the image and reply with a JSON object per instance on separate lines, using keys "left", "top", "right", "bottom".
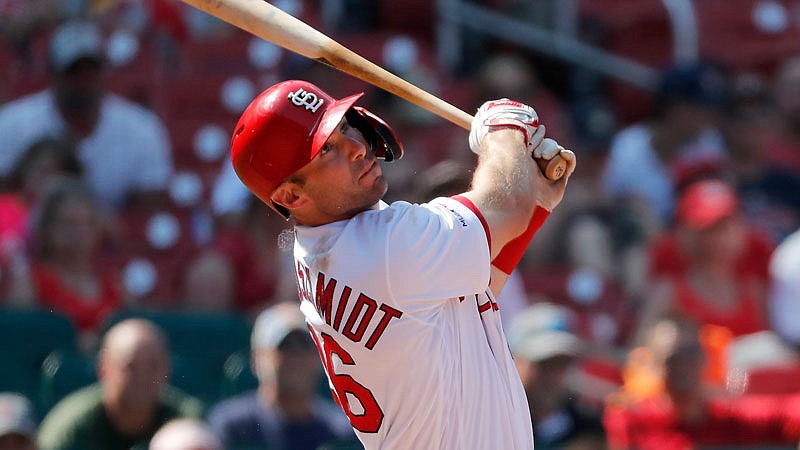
{"left": 287, "top": 88, "right": 324, "bottom": 113}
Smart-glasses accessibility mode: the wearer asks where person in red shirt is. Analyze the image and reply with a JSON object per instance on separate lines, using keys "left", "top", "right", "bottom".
{"left": 0, "top": 137, "right": 83, "bottom": 296}
{"left": 7, "top": 177, "right": 122, "bottom": 350}
{"left": 606, "top": 316, "right": 800, "bottom": 450}
{"left": 634, "top": 179, "right": 772, "bottom": 342}
{"left": 647, "top": 216, "right": 773, "bottom": 285}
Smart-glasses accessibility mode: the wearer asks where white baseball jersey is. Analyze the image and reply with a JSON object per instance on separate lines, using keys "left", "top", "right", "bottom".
{"left": 294, "top": 196, "right": 534, "bottom": 450}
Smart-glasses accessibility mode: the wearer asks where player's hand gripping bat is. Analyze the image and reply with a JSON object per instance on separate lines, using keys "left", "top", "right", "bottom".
{"left": 179, "top": 0, "right": 568, "bottom": 180}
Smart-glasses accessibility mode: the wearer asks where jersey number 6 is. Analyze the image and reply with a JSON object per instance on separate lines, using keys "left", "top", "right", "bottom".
{"left": 316, "top": 332, "right": 384, "bottom": 433}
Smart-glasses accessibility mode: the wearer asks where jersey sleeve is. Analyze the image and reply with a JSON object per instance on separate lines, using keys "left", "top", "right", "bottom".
{"left": 384, "top": 197, "right": 491, "bottom": 302}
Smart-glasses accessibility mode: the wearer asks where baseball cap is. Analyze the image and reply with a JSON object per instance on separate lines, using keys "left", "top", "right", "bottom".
{"left": 49, "top": 20, "right": 105, "bottom": 73}
{"left": 508, "top": 303, "right": 583, "bottom": 362}
{"left": 676, "top": 179, "right": 739, "bottom": 229}
{"left": 251, "top": 302, "right": 310, "bottom": 351}
{"left": 0, "top": 393, "right": 37, "bottom": 440}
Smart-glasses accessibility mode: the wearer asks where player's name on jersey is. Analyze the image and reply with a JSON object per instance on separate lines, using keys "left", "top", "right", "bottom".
{"left": 296, "top": 261, "right": 403, "bottom": 350}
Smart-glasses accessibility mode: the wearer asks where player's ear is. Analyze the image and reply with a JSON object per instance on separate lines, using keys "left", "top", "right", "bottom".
{"left": 271, "top": 182, "right": 307, "bottom": 212}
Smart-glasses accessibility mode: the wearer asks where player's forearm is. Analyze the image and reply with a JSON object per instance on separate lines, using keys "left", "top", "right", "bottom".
{"left": 464, "top": 129, "right": 538, "bottom": 256}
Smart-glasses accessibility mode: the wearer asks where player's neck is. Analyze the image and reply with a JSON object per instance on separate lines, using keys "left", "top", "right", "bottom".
{"left": 294, "top": 202, "right": 381, "bottom": 227}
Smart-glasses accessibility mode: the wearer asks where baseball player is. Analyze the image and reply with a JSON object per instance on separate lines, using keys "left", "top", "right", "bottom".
{"left": 231, "top": 80, "right": 576, "bottom": 449}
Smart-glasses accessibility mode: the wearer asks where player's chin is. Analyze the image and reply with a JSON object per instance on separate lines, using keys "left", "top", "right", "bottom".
{"left": 373, "top": 175, "right": 389, "bottom": 197}
{"left": 361, "top": 177, "right": 388, "bottom": 205}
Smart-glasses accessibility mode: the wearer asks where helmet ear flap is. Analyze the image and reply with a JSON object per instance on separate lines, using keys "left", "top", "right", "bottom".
{"left": 346, "top": 107, "right": 404, "bottom": 162}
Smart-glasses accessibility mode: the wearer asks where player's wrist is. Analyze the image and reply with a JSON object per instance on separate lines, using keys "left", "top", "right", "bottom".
{"left": 480, "top": 126, "right": 529, "bottom": 152}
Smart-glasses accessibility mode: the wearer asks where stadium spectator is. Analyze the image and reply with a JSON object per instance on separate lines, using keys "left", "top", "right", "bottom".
{"left": 208, "top": 163, "right": 297, "bottom": 316}
{"left": 6, "top": 178, "right": 122, "bottom": 349}
{"left": 601, "top": 62, "right": 729, "bottom": 228}
{"left": 508, "top": 302, "right": 606, "bottom": 450}
{"left": 178, "top": 249, "right": 235, "bottom": 312}
{"left": 206, "top": 301, "right": 354, "bottom": 450}
{"left": 0, "top": 18, "right": 174, "bottom": 211}
{"left": 646, "top": 178, "right": 774, "bottom": 287}
{"left": 765, "top": 56, "right": 800, "bottom": 174}
{"left": 37, "top": 319, "right": 203, "bottom": 450}
{"left": 0, "top": 137, "right": 82, "bottom": 282}
{"left": 0, "top": 0, "right": 62, "bottom": 78}
{"left": 2, "top": 137, "right": 82, "bottom": 205}
{"left": 605, "top": 315, "right": 800, "bottom": 450}
{"left": 723, "top": 61, "right": 800, "bottom": 243}
{"left": 634, "top": 179, "right": 772, "bottom": 343}
{"left": 149, "top": 419, "right": 222, "bottom": 450}
{"left": 0, "top": 392, "right": 38, "bottom": 450}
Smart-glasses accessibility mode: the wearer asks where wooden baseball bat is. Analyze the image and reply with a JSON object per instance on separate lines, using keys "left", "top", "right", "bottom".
{"left": 179, "top": 0, "right": 567, "bottom": 180}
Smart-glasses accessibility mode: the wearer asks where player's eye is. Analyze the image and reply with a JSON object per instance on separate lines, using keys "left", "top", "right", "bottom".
{"left": 320, "top": 143, "right": 332, "bottom": 154}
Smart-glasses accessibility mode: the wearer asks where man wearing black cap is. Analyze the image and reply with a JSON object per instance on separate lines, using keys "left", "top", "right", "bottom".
{"left": 0, "top": 19, "right": 173, "bottom": 210}
{"left": 601, "top": 62, "right": 730, "bottom": 226}
{"left": 206, "top": 301, "right": 355, "bottom": 450}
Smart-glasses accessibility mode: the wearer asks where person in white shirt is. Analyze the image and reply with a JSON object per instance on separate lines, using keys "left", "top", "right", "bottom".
{"left": 601, "top": 63, "right": 729, "bottom": 226}
{"left": 768, "top": 227, "right": 800, "bottom": 347}
{"left": 229, "top": 79, "right": 575, "bottom": 449}
{"left": 0, "top": 19, "right": 173, "bottom": 210}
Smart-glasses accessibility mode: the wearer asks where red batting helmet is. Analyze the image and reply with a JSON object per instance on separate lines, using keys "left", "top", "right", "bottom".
{"left": 230, "top": 80, "right": 403, "bottom": 219}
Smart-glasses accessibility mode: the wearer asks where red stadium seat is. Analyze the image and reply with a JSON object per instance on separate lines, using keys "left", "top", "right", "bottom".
{"left": 376, "top": 0, "right": 437, "bottom": 36}
{"left": 116, "top": 202, "right": 204, "bottom": 304}
{"left": 744, "top": 364, "right": 800, "bottom": 395}
{"left": 695, "top": 0, "right": 800, "bottom": 74}
{"left": 105, "top": 33, "right": 164, "bottom": 108}
{"left": 521, "top": 265, "right": 634, "bottom": 346}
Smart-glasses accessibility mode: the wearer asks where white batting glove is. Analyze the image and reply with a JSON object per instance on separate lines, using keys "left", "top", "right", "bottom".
{"left": 469, "top": 99, "right": 539, "bottom": 155}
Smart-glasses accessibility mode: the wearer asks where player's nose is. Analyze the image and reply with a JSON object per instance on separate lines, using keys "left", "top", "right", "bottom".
{"left": 344, "top": 134, "right": 368, "bottom": 161}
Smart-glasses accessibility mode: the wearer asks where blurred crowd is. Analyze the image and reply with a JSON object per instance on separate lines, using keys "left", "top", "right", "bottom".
{"left": 2, "top": 1, "right": 800, "bottom": 449}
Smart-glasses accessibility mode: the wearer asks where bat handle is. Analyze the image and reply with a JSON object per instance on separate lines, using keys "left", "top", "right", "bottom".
{"left": 537, "top": 156, "right": 567, "bottom": 181}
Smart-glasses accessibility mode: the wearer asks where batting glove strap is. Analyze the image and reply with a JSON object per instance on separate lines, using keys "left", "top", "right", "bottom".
{"left": 469, "top": 99, "right": 539, "bottom": 155}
